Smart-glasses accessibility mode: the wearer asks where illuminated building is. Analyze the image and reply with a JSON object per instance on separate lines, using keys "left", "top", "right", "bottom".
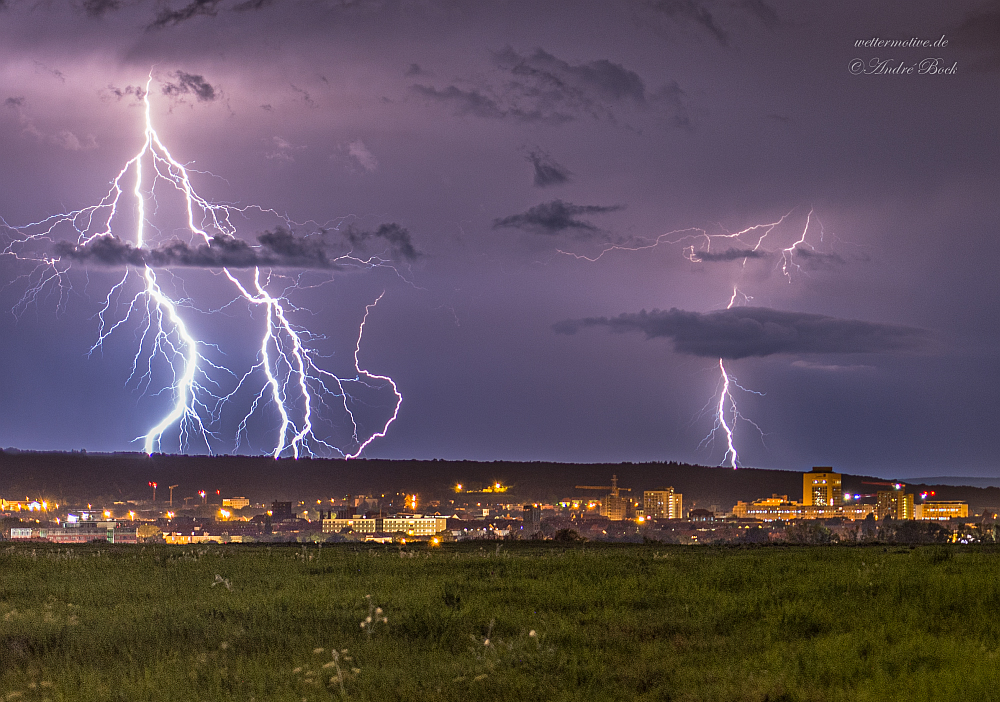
{"left": 803, "top": 467, "right": 843, "bottom": 507}
{"left": 915, "top": 501, "right": 969, "bottom": 520}
{"left": 733, "top": 495, "right": 801, "bottom": 521}
{"left": 322, "top": 517, "right": 378, "bottom": 534}
{"left": 1, "top": 499, "right": 32, "bottom": 512}
{"left": 643, "top": 488, "right": 683, "bottom": 519}
{"left": 320, "top": 515, "right": 448, "bottom": 536}
{"left": 732, "top": 494, "right": 876, "bottom": 521}
{"left": 459, "top": 482, "right": 510, "bottom": 494}
{"left": 222, "top": 497, "right": 250, "bottom": 510}
{"left": 382, "top": 516, "right": 448, "bottom": 537}
{"left": 876, "top": 490, "right": 914, "bottom": 520}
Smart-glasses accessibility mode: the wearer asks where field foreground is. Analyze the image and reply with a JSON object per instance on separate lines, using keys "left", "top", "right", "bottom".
{"left": 2, "top": 542, "right": 1000, "bottom": 701}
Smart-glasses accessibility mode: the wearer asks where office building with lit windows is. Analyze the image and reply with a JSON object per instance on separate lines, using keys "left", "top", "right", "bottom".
{"left": 643, "top": 488, "right": 683, "bottom": 519}
{"left": 915, "top": 501, "right": 969, "bottom": 520}
{"left": 803, "top": 468, "right": 843, "bottom": 507}
{"left": 877, "top": 490, "right": 914, "bottom": 520}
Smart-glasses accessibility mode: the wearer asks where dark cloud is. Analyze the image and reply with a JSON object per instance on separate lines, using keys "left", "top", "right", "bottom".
{"left": 4, "top": 96, "right": 24, "bottom": 108}
{"left": 493, "top": 200, "right": 622, "bottom": 236}
{"left": 411, "top": 85, "right": 548, "bottom": 122}
{"left": 161, "top": 72, "right": 217, "bottom": 102}
{"left": 954, "top": 7, "right": 1000, "bottom": 72}
{"left": 526, "top": 148, "right": 571, "bottom": 187}
{"left": 497, "top": 47, "right": 648, "bottom": 104}
{"left": 790, "top": 247, "right": 846, "bottom": 269}
{"left": 105, "top": 84, "right": 146, "bottom": 102}
{"left": 54, "top": 223, "right": 420, "bottom": 269}
{"left": 147, "top": 0, "right": 220, "bottom": 29}
{"left": 553, "top": 306, "right": 930, "bottom": 359}
{"left": 414, "top": 47, "right": 687, "bottom": 127}
{"left": 692, "top": 247, "right": 768, "bottom": 262}
{"left": 82, "top": 0, "right": 122, "bottom": 17}
{"left": 649, "top": 1, "right": 728, "bottom": 45}
{"left": 405, "top": 63, "right": 426, "bottom": 76}
{"left": 344, "top": 223, "right": 422, "bottom": 261}
{"left": 55, "top": 234, "right": 278, "bottom": 269}
{"left": 233, "top": 0, "right": 276, "bottom": 10}
{"left": 54, "top": 236, "right": 148, "bottom": 267}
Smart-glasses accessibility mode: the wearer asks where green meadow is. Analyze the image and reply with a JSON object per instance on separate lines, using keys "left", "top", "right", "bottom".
{"left": 2, "top": 542, "right": 1000, "bottom": 701}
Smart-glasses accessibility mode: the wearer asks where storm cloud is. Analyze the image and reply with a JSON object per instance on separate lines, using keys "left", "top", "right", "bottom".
{"left": 414, "top": 47, "right": 688, "bottom": 127}
{"left": 526, "top": 148, "right": 571, "bottom": 187}
{"left": 82, "top": 0, "right": 122, "bottom": 17}
{"left": 410, "top": 85, "right": 547, "bottom": 122}
{"left": 691, "top": 247, "right": 768, "bottom": 262}
{"left": 344, "top": 223, "right": 421, "bottom": 261}
{"left": 790, "top": 247, "right": 846, "bottom": 269}
{"left": 54, "top": 222, "right": 421, "bottom": 269}
{"left": 147, "top": 0, "right": 221, "bottom": 29}
{"left": 233, "top": 0, "right": 277, "bottom": 10}
{"left": 54, "top": 234, "right": 292, "bottom": 269}
{"left": 161, "top": 71, "right": 217, "bottom": 102}
{"left": 553, "top": 306, "right": 930, "bottom": 359}
{"left": 493, "top": 200, "right": 622, "bottom": 236}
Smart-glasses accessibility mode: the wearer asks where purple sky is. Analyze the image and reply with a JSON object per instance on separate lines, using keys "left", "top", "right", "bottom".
{"left": 1, "top": 0, "right": 998, "bottom": 478}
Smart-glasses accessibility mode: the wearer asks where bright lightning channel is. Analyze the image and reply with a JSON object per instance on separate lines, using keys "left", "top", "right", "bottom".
{"left": 558, "top": 210, "right": 829, "bottom": 467}
{"left": 698, "top": 288, "right": 766, "bottom": 469}
{"left": 1, "top": 76, "right": 401, "bottom": 458}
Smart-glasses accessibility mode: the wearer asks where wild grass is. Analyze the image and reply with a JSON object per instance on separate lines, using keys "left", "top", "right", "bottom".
{"left": 1, "top": 542, "right": 1000, "bottom": 700}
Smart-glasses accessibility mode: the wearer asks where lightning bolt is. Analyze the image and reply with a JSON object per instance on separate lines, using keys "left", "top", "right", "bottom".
{"left": 1, "top": 75, "right": 402, "bottom": 458}
{"left": 559, "top": 209, "right": 831, "bottom": 467}
{"left": 697, "top": 288, "right": 766, "bottom": 469}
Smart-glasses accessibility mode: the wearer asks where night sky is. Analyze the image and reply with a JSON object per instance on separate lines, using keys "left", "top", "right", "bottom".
{"left": 1, "top": 0, "right": 998, "bottom": 479}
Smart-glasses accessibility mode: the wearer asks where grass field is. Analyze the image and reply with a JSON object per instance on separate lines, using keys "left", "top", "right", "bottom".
{"left": 2, "top": 542, "right": 1000, "bottom": 701}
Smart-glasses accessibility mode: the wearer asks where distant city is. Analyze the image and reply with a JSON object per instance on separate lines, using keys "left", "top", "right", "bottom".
{"left": 2, "top": 465, "right": 994, "bottom": 546}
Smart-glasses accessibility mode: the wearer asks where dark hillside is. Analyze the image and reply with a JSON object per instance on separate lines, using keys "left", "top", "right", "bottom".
{"left": 1, "top": 450, "right": 997, "bottom": 514}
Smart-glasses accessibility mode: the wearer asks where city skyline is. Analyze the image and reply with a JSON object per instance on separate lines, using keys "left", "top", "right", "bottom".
{"left": 1, "top": 1, "right": 998, "bottom": 478}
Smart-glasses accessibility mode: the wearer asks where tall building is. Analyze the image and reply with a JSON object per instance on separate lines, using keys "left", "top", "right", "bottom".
{"left": 523, "top": 504, "right": 542, "bottom": 533}
{"left": 876, "top": 490, "right": 914, "bottom": 520}
{"left": 643, "top": 488, "right": 683, "bottom": 519}
{"left": 601, "top": 475, "right": 630, "bottom": 521}
{"left": 802, "top": 467, "right": 843, "bottom": 507}
{"left": 270, "top": 501, "right": 293, "bottom": 519}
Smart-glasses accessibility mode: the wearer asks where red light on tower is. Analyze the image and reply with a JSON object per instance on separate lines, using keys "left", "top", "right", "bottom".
{"left": 148, "top": 482, "right": 157, "bottom": 502}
